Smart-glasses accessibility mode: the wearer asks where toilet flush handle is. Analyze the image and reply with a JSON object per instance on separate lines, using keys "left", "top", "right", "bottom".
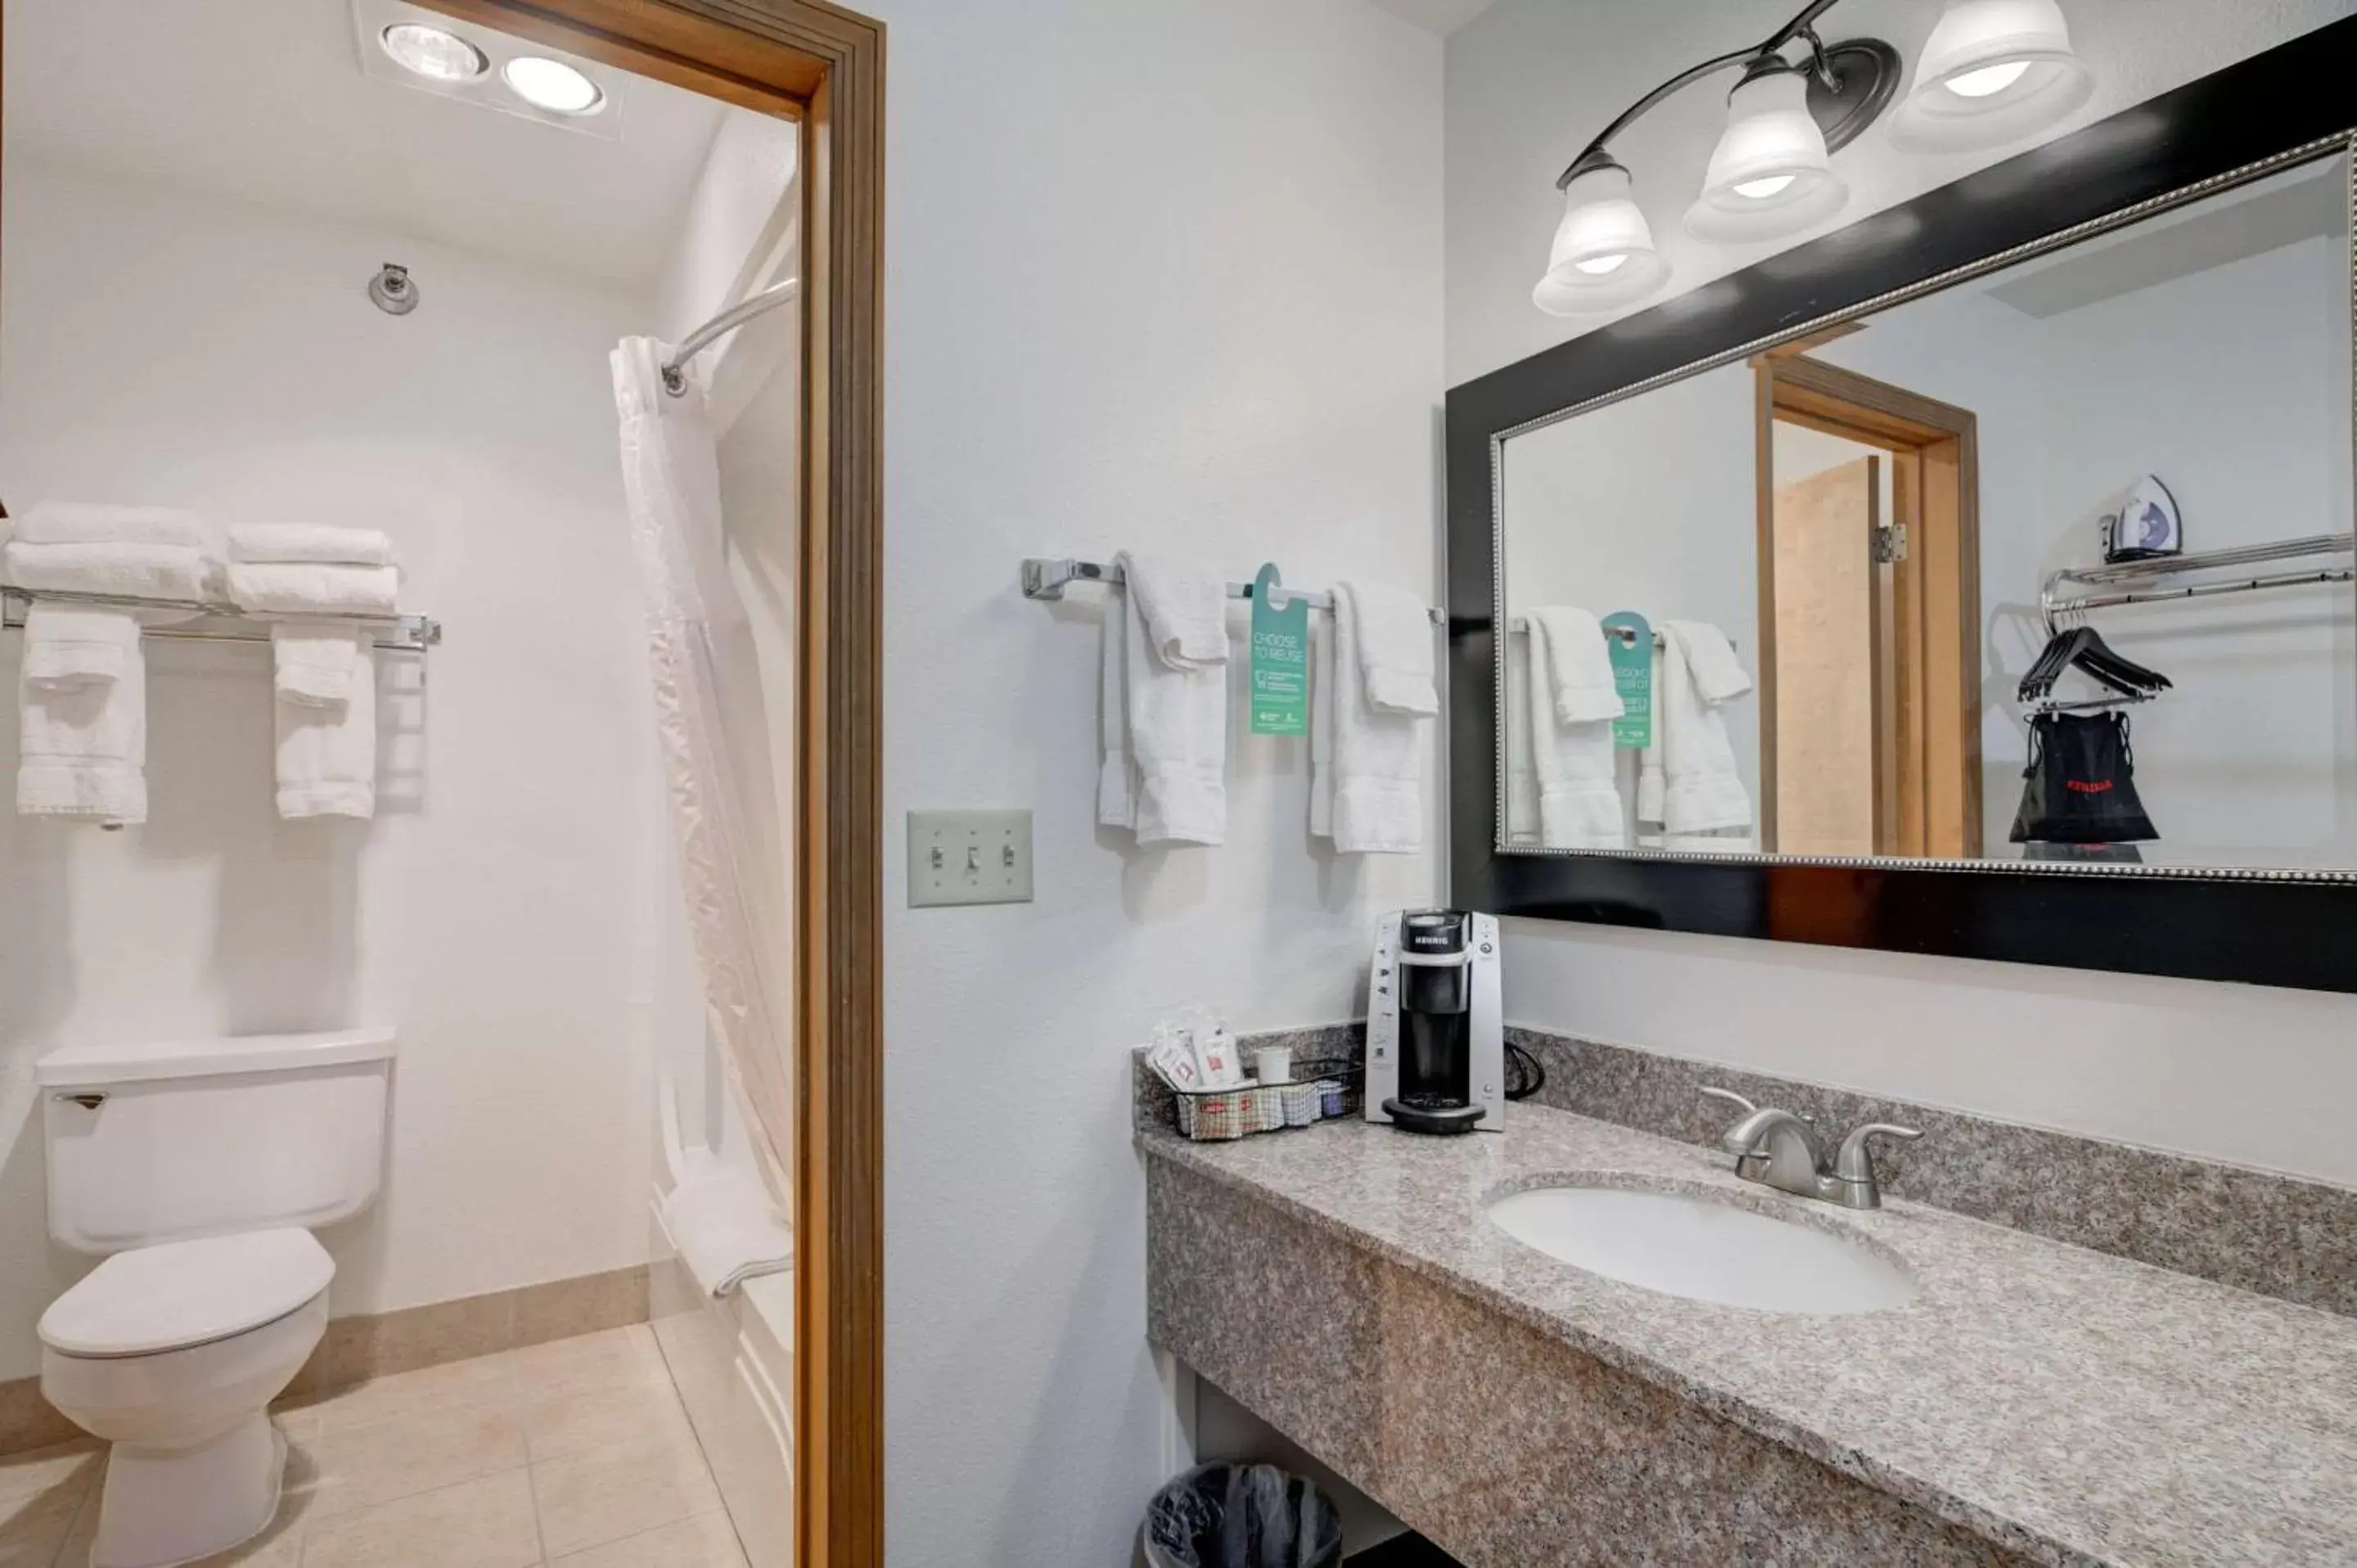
{"left": 54, "top": 1093, "right": 106, "bottom": 1111}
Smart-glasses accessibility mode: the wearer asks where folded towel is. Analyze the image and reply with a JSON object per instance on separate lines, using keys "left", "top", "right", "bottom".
{"left": 1348, "top": 580, "right": 1439, "bottom": 716}
{"left": 1659, "top": 620, "right": 1753, "bottom": 837}
{"left": 1636, "top": 645, "right": 1668, "bottom": 847}
{"left": 1665, "top": 617, "right": 1752, "bottom": 705}
{"left": 229, "top": 523, "right": 395, "bottom": 568}
{"left": 271, "top": 622, "right": 364, "bottom": 709}
{"left": 1097, "top": 584, "right": 1138, "bottom": 831}
{"left": 661, "top": 1172, "right": 793, "bottom": 1300}
{"left": 19, "top": 603, "right": 137, "bottom": 690}
{"left": 1123, "top": 552, "right": 1229, "bottom": 672}
{"left": 227, "top": 562, "right": 399, "bottom": 617}
{"left": 18, "top": 606, "right": 146, "bottom": 825}
{"left": 1524, "top": 613, "right": 1625, "bottom": 849}
{"left": 1330, "top": 581, "right": 1425, "bottom": 854}
{"left": 5, "top": 540, "right": 208, "bottom": 603}
{"left": 1504, "top": 634, "right": 1540, "bottom": 840}
{"left": 277, "top": 642, "right": 376, "bottom": 818}
{"left": 16, "top": 503, "right": 207, "bottom": 552}
{"left": 1529, "top": 607, "right": 1625, "bottom": 724}
{"left": 1115, "top": 552, "right": 1228, "bottom": 845}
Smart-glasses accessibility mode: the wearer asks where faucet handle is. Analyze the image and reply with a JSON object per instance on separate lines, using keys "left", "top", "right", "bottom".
{"left": 1697, "top": 1085, "right": 1756, "bottom": 1118}
{"left": 1832, "top": 1123, "right": 1922, "bottom": 1189}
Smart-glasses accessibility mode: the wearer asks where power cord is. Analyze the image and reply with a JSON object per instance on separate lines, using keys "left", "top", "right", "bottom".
{"left": 1504, "top": 1039, "right": 1546, "bottom": 1102}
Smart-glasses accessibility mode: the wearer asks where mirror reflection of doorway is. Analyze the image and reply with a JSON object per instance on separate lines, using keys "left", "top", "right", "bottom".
{"left": 1755, "top": 347, "right": 1983, "bottom": 858}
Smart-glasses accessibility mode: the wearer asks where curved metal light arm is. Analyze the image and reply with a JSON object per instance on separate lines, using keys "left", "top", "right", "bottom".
{"left": 1556, "top": 0, "right": 1851, "bottom": 188}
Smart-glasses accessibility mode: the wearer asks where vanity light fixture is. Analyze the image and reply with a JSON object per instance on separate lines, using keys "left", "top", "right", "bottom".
{"left": 1535, "top": 0, "right": 2093, "bottom": 317}
{"left": 502, "top": 56, "right": 605, "bottom": 115}
{"left": 378, "top": 21, "right": 488, "bottom": 82}
{"left": 1891, "top": 0, "right": 2095, "bottom": 151}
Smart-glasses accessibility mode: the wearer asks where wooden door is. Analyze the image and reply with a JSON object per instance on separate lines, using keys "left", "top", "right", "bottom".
{"left": 1770, "top": 456, "right": 1887, "bottom": 855}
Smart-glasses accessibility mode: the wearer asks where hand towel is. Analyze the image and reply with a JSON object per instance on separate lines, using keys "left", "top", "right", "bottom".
{"left": 1123, "top": 552, "right": 1228, "bottom": 672}
{"left": 660, "top": 1170, "right": 793, "bottom": 1300}
{"left": 19, "top": 602, "right": 137, "bottom": 689}
{"left": 271, "top": 622, "right": 364, "bottom": 709}
{"left": 1330, "top": 581, "right": 1425, "bottom": 854}
{"left": 1529, "top": 606, "right": 1623, "bottom": 723}
{"left": 1636, "top": 644, "right": 1668, "bottom": 848}
{"left": 1097, "top": 585, "right": 1138, "bottom": 830}
{"left": 1504, "top": 632, "right": 1540, "bottom": 841}
{"left": 1523, "top": 613, "right": 1625, "bottom": 849}
{"left": 226, "top": 562, "right": 400, "bottom": 617}
{"left": 1115, "top": 552, "right": 1227, "bottom": 845}
{"left": 18, "top": 606, "right": 146, "bottom": 825}
{"left": 1309, "top": 615, "right": 1335, "bottom": 838}
{"left": 229, "top": 523, "right": 396, "bottom": 568}
{"left": 1349, "top": 580, "right": 1439, "bottom": 716}
{"left": 1665, "top": 617, "right": 1752, "bottom": 704}
{"left": 16, "top": 503, "right": 208, "bottom": 552}
{"left": 277, "top": 642, "right": 376, "bottom": 819}
{"left": 5, "top": 540, "right": 208, "bottom": 603}
{"left": 1659, "top": 620, "right": 1754, "bottom": 839}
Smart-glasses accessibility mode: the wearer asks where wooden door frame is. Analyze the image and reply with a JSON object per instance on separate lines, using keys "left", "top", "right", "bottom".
{"left": 418, "top": 3, "right": 886, "bottom": 1563}
{"left": 1753, "top": 353, "right": 1982, "bottom": 858}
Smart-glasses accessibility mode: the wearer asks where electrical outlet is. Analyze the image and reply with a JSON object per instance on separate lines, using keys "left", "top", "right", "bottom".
{"left": 907, "top": 809, "right": 1034, "bottom": 908}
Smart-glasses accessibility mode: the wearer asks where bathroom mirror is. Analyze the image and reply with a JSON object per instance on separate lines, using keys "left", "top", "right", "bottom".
{"left": 1498, "top": 149, "right": 2353, "bottom": 872}
{"left": 1448, "top": 24, "right": 2357, "bottom": 992}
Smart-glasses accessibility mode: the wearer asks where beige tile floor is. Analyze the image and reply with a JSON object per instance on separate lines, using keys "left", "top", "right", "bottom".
{"left": 0, "top": 1326, "right": 748, "bottom": 1568}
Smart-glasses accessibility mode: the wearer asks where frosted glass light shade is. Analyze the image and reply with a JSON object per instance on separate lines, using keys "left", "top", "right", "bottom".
{"left": 1533, "top": 163, "right": 1669, "bottom": 315}
{"left": 379, "top": 23, "right": 487, "bottom": 82}
{"left": 1893, "top": 0, "right": 2094, "bottom": 151}
{"left": 1683, "top": 69, "right": 1849, "bottom": 244}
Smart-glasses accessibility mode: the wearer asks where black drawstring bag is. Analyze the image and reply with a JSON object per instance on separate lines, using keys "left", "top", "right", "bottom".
{"left": 2010, "top": 710, "right": 2158, "bottom": 845}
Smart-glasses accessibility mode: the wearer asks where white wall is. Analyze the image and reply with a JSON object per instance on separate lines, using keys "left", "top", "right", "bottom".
{"left": 0, "top": 159, "right": 662, "bottom": 1377}
{"left": 1450, "top": 2, "right": 2357, "bottom": 1187}
{"left": 876, "top": 0, "right": 1444, "bottom": 1560}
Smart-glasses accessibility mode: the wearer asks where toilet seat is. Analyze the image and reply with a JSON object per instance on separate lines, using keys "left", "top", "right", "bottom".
{"left": 40, "top": 1228, "right": 333, "bottom": 1358}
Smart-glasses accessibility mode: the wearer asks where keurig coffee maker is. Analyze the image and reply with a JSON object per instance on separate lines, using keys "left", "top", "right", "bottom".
{"left": 1363, "top": 910, "right": 1503, "bottom": 1134}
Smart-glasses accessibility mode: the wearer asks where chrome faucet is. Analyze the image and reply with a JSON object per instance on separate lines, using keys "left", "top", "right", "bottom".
{"left": 1699, "top": 1087, "right": 1921, "bottom": 1210}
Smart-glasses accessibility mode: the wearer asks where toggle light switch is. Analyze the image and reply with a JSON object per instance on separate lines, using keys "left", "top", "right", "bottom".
{"left": 908, "top": 809, "right": 1033, "bottom": 907}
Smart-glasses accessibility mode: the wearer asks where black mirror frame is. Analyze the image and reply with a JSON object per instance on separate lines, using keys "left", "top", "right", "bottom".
{"left": 1445, "top": 17, "right": 2357, "bottom": 995}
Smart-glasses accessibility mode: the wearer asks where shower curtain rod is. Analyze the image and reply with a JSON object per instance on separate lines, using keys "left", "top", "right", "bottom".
{"left": 661, "top": 277, "right": 802, "bottom": 396}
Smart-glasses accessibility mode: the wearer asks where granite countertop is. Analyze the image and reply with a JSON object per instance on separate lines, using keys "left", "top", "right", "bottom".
{"left": 1141, "top": 1104, "right": 2357, "bottom": 1568}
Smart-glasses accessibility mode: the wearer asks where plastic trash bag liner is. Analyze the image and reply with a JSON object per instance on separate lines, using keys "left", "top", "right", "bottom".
{"left": 1143, "top": 1463, "right": 1343, "bottom": 1568}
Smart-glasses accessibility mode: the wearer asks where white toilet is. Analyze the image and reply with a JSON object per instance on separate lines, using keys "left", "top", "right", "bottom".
{"left": 35, "top": 1029, "right": 395, "bottom": 1568}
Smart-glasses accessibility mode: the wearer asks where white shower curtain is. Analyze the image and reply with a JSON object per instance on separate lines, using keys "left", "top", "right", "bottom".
{"left": 612, "top": 337, "right": 794, "bottom": 1201}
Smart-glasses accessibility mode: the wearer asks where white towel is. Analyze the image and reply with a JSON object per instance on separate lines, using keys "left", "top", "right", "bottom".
{"left": 16, "top": 502, "right": 208, "bottom": 552}
{"left": 1659, "top": 620, "right": 1754, "bottom": 840}
{"left": 1523, "top": 613, "right": 1625, "bottom": 849}
{"left": 661, "top": 1170, "right": 793, "bottom": 1300}
{"left": 1529, "top": 607, "right": 1623, "bottom": 723}
{"left": 18, "top": 606, "right": 146, "bottom": 825}
{"left": 1123, "top": 551, "right": 1228, "bottom": 672}
{"left": 1330, "top": 581, "right": 1425, "bottom": 854}
{"left": 1114, "top": 552, "right": 1227, "bottom": 845}
{"left": 227, "top": 562, "right": 400, "bottom": 617}
{"left": 1348, "top": 580, "right": 1438, "bottom": 716}
{"left": 1636, "top": 644, "right": 1668, "bottom": 848}
{"left": 5, "top": 540, "right": 208, "bottom": 603}
{"left": 19, "top": 603, "right": 137, "bottom": 690}
{"left": 229, "top": 523, "right": 395, "bottom": 568}
{"left": 1309, "top": 615, "right": 1335, "bottom": 838}
{"left": 277, "top": 642, "right": 376, "bottom": 819}
{"left": 1097, "top": 586, "right": 1138, "bottom": 830}
{"left": 271, "top": 622, "right": 364, "bottom": 709}
{"left": 1505, "top": 633, "right": 1540, "bottom": 842}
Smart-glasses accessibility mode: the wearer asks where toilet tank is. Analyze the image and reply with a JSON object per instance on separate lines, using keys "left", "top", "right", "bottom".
{"left": 38, "top": 1029, "right": 395, "bottom": 1255}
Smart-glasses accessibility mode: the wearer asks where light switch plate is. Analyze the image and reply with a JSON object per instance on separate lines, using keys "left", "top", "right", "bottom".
{"left": 908, "top": 809, "right": 1034, "bottom": 908}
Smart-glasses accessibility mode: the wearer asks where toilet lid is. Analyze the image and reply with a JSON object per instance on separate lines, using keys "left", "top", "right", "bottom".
{"left": 39, "top": 1228, "right": 333, "bottom": 1358}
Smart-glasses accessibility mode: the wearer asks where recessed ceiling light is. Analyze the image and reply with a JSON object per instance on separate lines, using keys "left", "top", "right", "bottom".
{"left": 502, "top": 56, "right": 604, "bottom": 115}
{"left": 379, "top": 22, "right": 487, "bottom": 83}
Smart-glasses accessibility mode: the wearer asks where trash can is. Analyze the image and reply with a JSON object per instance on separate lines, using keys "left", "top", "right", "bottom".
{"left": 1143, "top": 1463, "right": 1344, "bottom": 1568}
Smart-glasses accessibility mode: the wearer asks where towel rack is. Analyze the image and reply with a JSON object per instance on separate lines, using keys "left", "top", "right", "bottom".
{"left": 1021, "top": 557, "right": 1444, "bottom": 625}
{"left": 2, "top": 587, "right": 442, "bottom": 653}
{"left": 2040, "top": 531, "right": 2354, "bottom": 631}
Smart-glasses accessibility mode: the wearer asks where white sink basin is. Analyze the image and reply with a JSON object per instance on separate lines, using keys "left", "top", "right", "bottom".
{"left": 1487, "top": 1184, "right": 1918, "bottom": 1315}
